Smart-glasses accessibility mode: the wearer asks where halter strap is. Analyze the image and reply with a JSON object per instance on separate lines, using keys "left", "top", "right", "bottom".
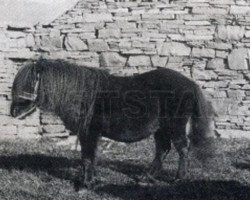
{"left": 18, "top": 73, "right": 40, "bottom": 102}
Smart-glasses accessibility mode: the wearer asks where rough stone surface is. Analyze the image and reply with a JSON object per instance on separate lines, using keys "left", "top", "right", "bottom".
{"left": 1, "top": 0, "right": 250, "bottom": 139}
{"left": 43, "top": 125, "right": 66, "bottom": 133}
{"left": 217, "top": 26, "right": 245, "bottom": 41}
{"left": 65, "top": 36, "right": 88, "bottom": 51}
{"left": 39, "top": 35, "right": 63, "bottom": 51}
{"left": 88, "top": 39, "right": 109, "bottom": 52}
{"left": 99, "top": 29, "right": 121, "bottom": 39}
{"left": 100, "top": 52, "right": 127, "bottom": 68}
{"left": 159, "top": 42, "right": 191, "bottom": 56}
{"left": 83, "top": 13, "right": 113, "bottom": 23}
{"left": 206, "top": 58, "right": 225, "bottom": 70}
{"left": 128, "top": 56, "right": 151, "bottom": 67}
{"left": 228, "top": 48, "right": 249, "bottom": 70}
{"left": 151, "top": 56, "right": 168, "bottom": 68}
{"left": 192, "top": 48, "right": 215, "bottom": 58}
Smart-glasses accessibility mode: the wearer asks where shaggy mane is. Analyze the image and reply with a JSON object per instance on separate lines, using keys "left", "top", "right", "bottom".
{"left": 13, "top": 58, "right": 109, "bottom": 132}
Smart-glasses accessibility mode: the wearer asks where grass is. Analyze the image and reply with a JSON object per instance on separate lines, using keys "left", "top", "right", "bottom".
{"left": 0, "top": 137, "right": 249, "bottom": 200}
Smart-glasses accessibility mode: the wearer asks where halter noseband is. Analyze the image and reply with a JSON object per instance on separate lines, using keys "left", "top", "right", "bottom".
{"left": 18, "top": 73, "right": 40, "bottom": 102}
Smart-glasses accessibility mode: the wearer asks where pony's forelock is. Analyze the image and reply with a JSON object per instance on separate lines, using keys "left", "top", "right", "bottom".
{"left": 12, "top": 62, "right": 36, "bottom": 98}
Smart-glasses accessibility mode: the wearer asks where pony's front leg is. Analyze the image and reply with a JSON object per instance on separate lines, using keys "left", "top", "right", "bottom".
{"left": 75, "top": 131, "right": 99, "bottom": 190}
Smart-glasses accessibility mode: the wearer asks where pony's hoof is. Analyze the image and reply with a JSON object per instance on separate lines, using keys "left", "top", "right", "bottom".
{"left": 78, "top": 188, "right": 89, "bottom": 195}
{"left": 136, "top": 174, "right": 157, "bottom": 186}
{"left": 73, "top": 179, "right": 98, "bottom": 192}
{"left": 73, "top": 179, "right": 82, "bottom": 192}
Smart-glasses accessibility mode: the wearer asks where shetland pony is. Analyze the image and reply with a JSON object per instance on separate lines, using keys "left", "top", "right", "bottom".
{"left": 10, "top": 59, "right": 215, "bottom": 189}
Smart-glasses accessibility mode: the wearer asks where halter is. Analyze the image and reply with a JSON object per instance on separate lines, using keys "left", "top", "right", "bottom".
{"left": 16, "top": 73, "right": 40, "bottom": 119}
{"left": 18, "top": 73, "right": 40, "bottom": 102}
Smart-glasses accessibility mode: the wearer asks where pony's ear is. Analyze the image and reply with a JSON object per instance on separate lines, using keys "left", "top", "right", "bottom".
{"left": 34, "top": 57, "right": 45, "bottom": 74}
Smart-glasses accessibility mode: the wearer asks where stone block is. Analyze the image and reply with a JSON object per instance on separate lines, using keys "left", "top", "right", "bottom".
{"left": 99, "top": 29, "right": 121, "bottom": 39}
{"left": 206, "top": 58, "right": 225, "bottom": 70}
{"left": 0, "top": 100, "right": 10, "bottom": 115}
{"left": 168, "top": 34, "right": 185, "bottom": 41}
{"left": 242, "top": 84, "right": 250, "bottom": 90}
{"left": 128, "top": 56, "right": 151, "bottom": 67}
{"left": 23, "top": 110, "right": 40, "bottom": 126}
{"left": 64, "top": 36, "right": 88, "bottom": 51}
{"left": 192, "top": 69, "right": 217, "bottom": 80}
{"left": 75, "top": 23, "right": 95, "bottom": 31}
{"left": 217, "top": 26, "right": 245, "bottom": 41}
{"left": 216, "top": 130, "right": 250, "bottom": 139}
{"left": 192, "top": 7, "right": 228, "bottom": 15}
{"left": 151, "top": 56, "right": 168, "bottom": 68}
{"left": 5, "top": 50, "right": 37, "bottom": 60}
{"left": 88, "top": 39, "right": 109, "bottom": 52}
{"left": 159, "top": 42, "right": 191, "bottom": 56}
{"left": 213, "top": 91, "right": 227, "bottom": 99}
{"left": 83, "top": 13, "right": 113, "bottom": 23}
{"left": 207, "top": 42, "right": 232, "bottom": 50}
{"left": 78, "top": 32, "right": 96, "bottom": 39}
{"left": 230, "top": 6, "right": 250, "bottom": 15}
{"left": 0, "top": 115, "right": 20, "bottom": 126}
{"left": 132, "top": 41, "right": 155, "bottom": 50}
{"left": 61, "top": 28, "right": 94, "bottom": 34}
{"left": 43, "top": 125, "right": 66, "bottom": 133}
{"left": 227, "top": 90, "right": 245, "bottom": 100}
{"left": 26, "top": 33, "right": 35, "bottom": 47}
{"left": 142, "top": 13, "right": 175, "bottom": 20}
{"left": 121, "top": 49, "right": 143, "bottom": 55}
{"left": 17, "top": 126, "right": 41, "bottom": 139}
{"left": 185, "top": 21, "right": 210, "bottom": 26}
{"left": 39, "top": 35, "right": 63, "bottom": 51}
{"left": 112, "top": 22, "right": 136, "bottom": 29}
{"left": 192, "top": 48, "right": 215, "bottom": 58}
{"left": 7, "top": 31, "right": 26, "bottom": 38}
{"left": 0, "top": 125, "right": 17, "bottom": 136}
{"left": 43, "top": 132, "right": 70, "bottom": 138}
{"left": 212, "top": 99, "right": 232, "bottom": 115}
{"left": 100, "top": 52, "right": 127, "bottom": 68}
{"left": 0, "top": 33, "right": 9, "bottom": 51}
{"left": 216, "top": 50, "right": 229, "bottom": 59}
{"left": 185, "top": 34, "right": 213, "bottom": 41}
{"left": 228, "top": 48, "right": 249, "bottom": 70}
{"left": 17, "top": 38, "right": 27, "bottom": 48}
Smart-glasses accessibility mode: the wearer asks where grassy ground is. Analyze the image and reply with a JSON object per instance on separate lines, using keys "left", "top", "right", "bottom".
{"left": 0, "top": 137, "right": 249, "bottom": 200}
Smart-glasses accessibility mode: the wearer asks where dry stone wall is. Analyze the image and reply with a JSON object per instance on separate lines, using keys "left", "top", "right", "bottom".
{"left": 1, "top": 0, "right": 250, "bottom": 139}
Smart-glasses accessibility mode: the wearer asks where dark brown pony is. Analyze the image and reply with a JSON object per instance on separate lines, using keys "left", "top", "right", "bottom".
{"left": 10, "top": 58, "right": 215, "bottom": 189}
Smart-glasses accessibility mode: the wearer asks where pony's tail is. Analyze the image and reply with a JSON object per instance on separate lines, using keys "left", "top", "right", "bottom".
{"left": 189, "top": 85, "right": 216, "bottom": 163}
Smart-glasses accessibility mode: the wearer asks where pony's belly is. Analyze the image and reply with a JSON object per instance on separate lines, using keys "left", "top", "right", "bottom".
{"left": 101, "top": 117, "right": 160, "bottom": 143}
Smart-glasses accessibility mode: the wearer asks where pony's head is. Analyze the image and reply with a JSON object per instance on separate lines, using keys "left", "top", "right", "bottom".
{"left": 10, "top": 62, "right": 40, "bottom": 119}
{"left": 10, "top": 58, "right": 105, "bottom": 133}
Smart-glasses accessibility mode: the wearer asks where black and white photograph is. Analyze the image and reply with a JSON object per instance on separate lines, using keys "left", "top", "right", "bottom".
{"left": 0, "top": 0, "right": 249, "bottom": 199}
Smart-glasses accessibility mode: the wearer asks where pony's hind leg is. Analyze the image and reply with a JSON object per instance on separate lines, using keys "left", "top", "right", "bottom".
{"left": 172, "top": 119, "right": 189, "bottom": 180}
{"left": 148, "top": 127, "right": 172, "bottom": 179}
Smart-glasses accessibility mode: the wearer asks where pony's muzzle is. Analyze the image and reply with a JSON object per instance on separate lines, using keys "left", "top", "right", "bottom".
{"left": 10, "top": 103, "right": 37, "bottom": 119}
{"left": 10, "top": 107, "right": 18, "bottom": 118}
